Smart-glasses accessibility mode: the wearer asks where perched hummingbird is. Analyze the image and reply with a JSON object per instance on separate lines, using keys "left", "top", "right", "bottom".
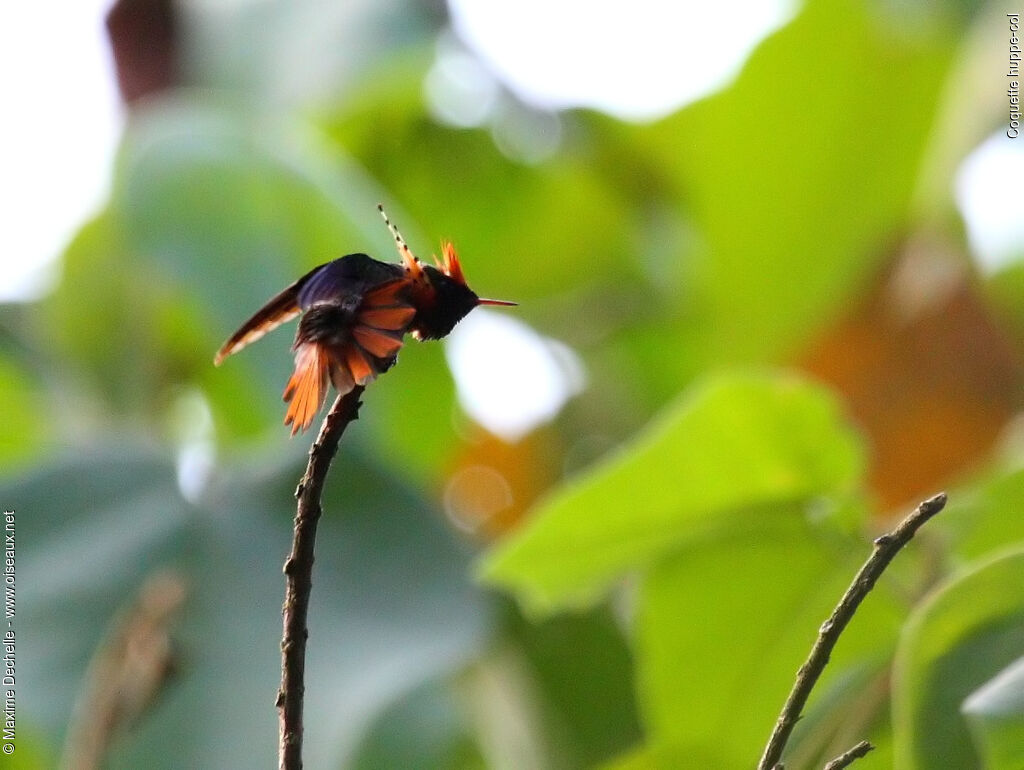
{"left": 214, "top": 206, "right": 515, "bottom": 434}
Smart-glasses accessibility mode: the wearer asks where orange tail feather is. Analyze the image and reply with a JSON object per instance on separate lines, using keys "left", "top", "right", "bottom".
{"left": 282, "top": 344, "right": 330, "bottom": 435}
{"left": 344, "top": 345, "right": 376, "bottom": 385}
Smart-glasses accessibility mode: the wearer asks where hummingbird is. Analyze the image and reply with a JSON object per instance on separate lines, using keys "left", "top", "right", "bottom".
{"left": 214, "top": 206, "right": 516, "bottom": 434}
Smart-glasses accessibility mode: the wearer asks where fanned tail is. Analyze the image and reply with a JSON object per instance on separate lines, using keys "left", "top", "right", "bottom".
{"left": 282, "top": 343, "right": 330, "bottom": 435}
{"left": 281, "top": 278, "right": 417, "bottom": 435}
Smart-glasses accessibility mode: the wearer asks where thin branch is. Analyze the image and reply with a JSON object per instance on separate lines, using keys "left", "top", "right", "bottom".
{"left": 277, "top": 387, "right": 365, "bottom": 770}
{"left": 61, "top": 571, "right": 187, "bottom": 770}
{"left": 822, "top": 740, "right": 874, "bottom": 770}
{"left": 757, "top": 492, "right": 948, "bottom": 770}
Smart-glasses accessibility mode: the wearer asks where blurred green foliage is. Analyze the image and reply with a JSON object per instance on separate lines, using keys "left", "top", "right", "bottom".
{"left": 893, "top": 549, "right": 1024, "bottom": 769}
{"left": 482, "top": 373, "right": 866, "bottom": 611}
{"left": 4, "top": 0, "right": 1024, "bottom": 768}
{"left": 962, "top": 656, "right": 1024, "bottom": 768}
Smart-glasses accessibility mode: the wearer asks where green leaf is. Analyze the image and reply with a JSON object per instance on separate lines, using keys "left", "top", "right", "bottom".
{"left": 893, "top": 548, "right": 1024, "bottom": 769}
{"left": 479, "top": 371, "right": 864, "bottom": 614}
{"left": 599, "top": 742, "right": 708, "bottom": 770}
{"left": 938, "top": 468, "right": 1024, "bottom": 562}
{"left": 642, "top": 0, "right": 957, "bottom": 361}
{"left": 634, "top": 510, "right": 903, "bottom": 769}
{"left": 0, "top": 354, "right": 46, "bottom": 473}
{"left": 350, "top": 680, "right": 485, "bottom": 770}
{"left": 0, "top": 731, "right": 51, "bottom": 770}
{"left": 963, "top": 657, "right": 1024, "bottom": 769}
{"left": 986, "top": 261, "right": 1024, "bottom": 343}
{"left": 352, "top": 603, "right": 643, "bottom": 770}
{"left": 502, "top": 603, "right": 643, "bottom": 767}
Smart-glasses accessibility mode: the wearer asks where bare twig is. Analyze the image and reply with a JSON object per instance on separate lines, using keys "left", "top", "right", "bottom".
{"left": 277, "top": 387, "right": 365, "bottom": 770}
{"left": 822, "top": 740, "right": 874, "bottom": 770}
{"left": 757, "top": 492, "right": 948, "bottom": 770}
{"left": 61, "top": 571, "right": 187, "bottom": 770}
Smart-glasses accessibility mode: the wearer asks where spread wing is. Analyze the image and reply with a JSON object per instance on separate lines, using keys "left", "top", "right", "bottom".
{"left": 213, "top": 264, "right": 321, "bottom": 365}
{"left": 213, "top": 254, "right": 405, "bottom": 365}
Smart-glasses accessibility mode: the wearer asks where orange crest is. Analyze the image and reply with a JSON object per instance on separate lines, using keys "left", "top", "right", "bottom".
{"left": 439, "top": 241, "right": 466, "bottom": 285}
